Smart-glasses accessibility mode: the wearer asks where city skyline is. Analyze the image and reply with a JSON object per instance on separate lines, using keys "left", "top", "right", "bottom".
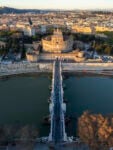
{"left": 1, "top": 0, "right": 113, "bottom": 9}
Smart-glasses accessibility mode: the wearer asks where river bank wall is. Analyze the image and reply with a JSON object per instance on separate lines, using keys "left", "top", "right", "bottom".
{"left": 0, "top": 62, "right": 113, "bottom": 77}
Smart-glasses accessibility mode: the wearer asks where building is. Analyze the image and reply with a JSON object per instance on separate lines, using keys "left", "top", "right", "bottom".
{"left": 95, "top": 26, "right": 113, "bottom": 32}
{"left": 16, "top": 23, "right": 36, "bottom": 36}
{"left": 26, "top": 48, "right": 39, "bottom": 62}
{"left": 26, "top": 43, "right": 40, "bottom": 62}
{"left": 72, "top": 25, "right": 93, "bottom": 34}
{"left": 42, "top": 29, "right": 73, "bottom": 53}
{"left": 26, "top": 52, "right": 39, "bottom": 62}
{"left": 0, "top": 41, "right": 6, "bottom": 48}
{"left": 23, "top": 26, "right": 36, "bottom": 36}
{"left": 40, "top": 25, "right": 47, "bottom": 34}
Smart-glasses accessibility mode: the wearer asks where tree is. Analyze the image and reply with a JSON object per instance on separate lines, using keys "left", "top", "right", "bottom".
{"left": 21, "top": 45, "right": 26, "bottom": 59}
{"left": 78, "top": 112, "right": 113, "bottom": 149}
{"left": 17, "top": 125, "right": 38, "bottom": 141}
{"left": 104, "top": 46, "right": 112, "bottom": 55}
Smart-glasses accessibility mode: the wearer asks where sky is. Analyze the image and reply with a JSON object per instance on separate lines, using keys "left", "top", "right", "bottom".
{"left": 0, "top": 0, "right": 113, "bottom": 9}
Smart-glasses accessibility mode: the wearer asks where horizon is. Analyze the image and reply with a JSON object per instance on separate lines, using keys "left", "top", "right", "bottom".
{"left": 1, "top": 6, "right": 113, "bottom": 11}
{"left": 1, "top": 0, "right": 113, "bottom": 10}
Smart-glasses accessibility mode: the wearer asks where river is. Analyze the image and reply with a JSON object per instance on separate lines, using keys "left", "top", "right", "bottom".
{"left": 0, "top": 74, "right": 113, "bottom": 136}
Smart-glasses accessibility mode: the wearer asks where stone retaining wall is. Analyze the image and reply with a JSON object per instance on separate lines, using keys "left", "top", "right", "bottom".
{"left": 0, "top": 62, "right": 113, "bottom": 77}
{"left": 63, "top": 63, "right": 113, "bottom": 71}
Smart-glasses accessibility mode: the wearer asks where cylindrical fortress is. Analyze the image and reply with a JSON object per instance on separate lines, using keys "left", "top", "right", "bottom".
{"left": 42, "top": 29, "right": 73, "bottom": 53}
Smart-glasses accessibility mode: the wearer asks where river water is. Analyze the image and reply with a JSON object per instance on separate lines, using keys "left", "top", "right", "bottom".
{"left": 0, "top": 74, "right": 113, "bottom": 136}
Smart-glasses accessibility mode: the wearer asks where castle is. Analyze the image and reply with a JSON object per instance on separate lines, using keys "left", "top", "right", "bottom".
{"left": 42, "top": 29, "right": 73, "bottom": 53}
{"left": 26, "top": 29, "right": 86, "bottom": 62}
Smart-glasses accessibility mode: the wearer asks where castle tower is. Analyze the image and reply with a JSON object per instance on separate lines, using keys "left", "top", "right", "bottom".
{"left": 42, "top": 28, "right": 73, "bottom": 53}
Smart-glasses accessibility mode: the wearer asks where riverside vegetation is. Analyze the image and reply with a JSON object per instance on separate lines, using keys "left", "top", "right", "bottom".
{"left": 0, "top": 112, "right": 113, "bottom": 150}
{"left": 78, "top": 111, "right": 113, "bottom": 150}
{"left": 0, "top": 124, "right": 38, "bottom": 146}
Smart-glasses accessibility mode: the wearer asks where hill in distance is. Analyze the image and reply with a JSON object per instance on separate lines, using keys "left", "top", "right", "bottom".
{"left": 0, "top": 6, "right": 42, "bottom": 14}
